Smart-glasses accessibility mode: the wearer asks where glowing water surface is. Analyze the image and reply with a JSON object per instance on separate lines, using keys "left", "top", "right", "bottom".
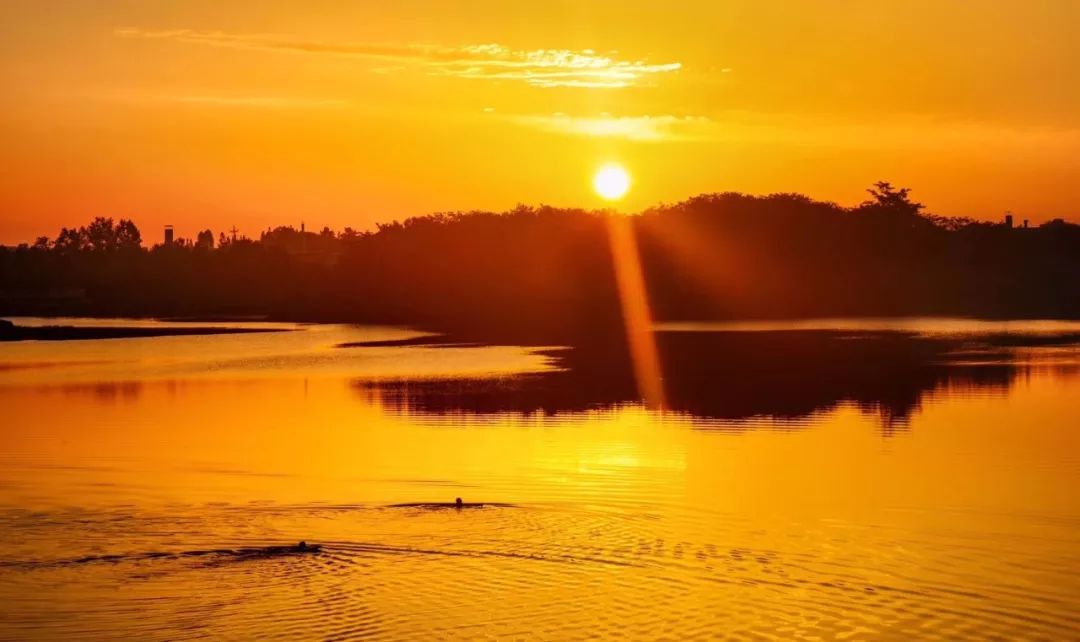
{"left": 1, "top": 318, "right": 1077, "bottom": 640}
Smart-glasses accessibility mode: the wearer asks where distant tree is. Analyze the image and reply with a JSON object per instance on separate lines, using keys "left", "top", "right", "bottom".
{"left": 53, "top": 226, "right": 87, "bottom": 254}
{"left": 863, "top": 181, "right": 924, "bottom": 215}
{"left": 196, "top": 229, "right": 214, "bottom": 249}
{"left": 83, "top": 217, "right": 119, "bottom": 251}
{"left": 926, "top": 214, "right": 980, "bottom": 231}
{"left": 116, "top": 219, "right": 142, "bottom": 249}
{"left": 1041, "top": 218, "right": 1075, "bottom": 230}
{"left": 339, "top": 227, "right": 360, "bottom": 241}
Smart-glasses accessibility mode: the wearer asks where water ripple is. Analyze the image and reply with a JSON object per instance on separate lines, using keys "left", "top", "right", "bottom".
{"left": 2, "top": 502, "right": 1076, "bottom": 641}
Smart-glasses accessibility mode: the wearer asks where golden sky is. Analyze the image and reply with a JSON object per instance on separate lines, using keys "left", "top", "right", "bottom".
{"left": 1, "top": 0, "right": 1078, "bottom": 243}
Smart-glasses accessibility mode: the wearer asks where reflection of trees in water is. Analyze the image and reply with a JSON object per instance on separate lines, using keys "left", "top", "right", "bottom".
{"left": 55, "top": 381, "right": 145, "bottom": 403}
{"left": 851, "top": 367, "right": 1015, "bottom": 436}
{"left": 357, "top": 331, "right": 1067, "bottom": 434}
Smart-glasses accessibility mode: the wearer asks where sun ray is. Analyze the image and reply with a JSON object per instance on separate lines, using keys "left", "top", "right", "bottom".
{"left": 605, "top": 213, "right": 666, "bottom": 409}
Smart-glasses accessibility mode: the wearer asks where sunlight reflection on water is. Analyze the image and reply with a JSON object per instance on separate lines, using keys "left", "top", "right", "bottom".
{"left": 1, "top": 318, "right": 1078, "bottom": 640}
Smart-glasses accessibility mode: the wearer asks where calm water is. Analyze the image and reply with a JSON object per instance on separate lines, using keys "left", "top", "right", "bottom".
{"left": 1, "top": 318, "right": 1078, "bottom": 640}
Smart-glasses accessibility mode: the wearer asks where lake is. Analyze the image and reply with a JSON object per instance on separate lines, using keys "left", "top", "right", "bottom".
{"left": 1, "top": 317, "right": 1078, "bottom": 640}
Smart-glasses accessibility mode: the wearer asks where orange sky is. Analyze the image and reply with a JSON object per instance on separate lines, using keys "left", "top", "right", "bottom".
{"left": 1, "top": 0, "right": 1078, "bottom": 244}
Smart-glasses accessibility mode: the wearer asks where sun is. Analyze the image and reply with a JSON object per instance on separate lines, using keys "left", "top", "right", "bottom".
{"left": 593, "top": 164, "right": 631, "bottom": 201}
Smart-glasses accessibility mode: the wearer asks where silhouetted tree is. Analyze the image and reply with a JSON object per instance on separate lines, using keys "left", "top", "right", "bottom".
{"left": 53, "top": 227, "right": 86, "bottom": 254}
{"left": 115, "top": 219, "right": 142, "bottom": 250}
{"left": 863, "top": 181, "right": 923, "bottom": 214}
{"left": 196, "top": 229, "right": 214, "bottom": 249}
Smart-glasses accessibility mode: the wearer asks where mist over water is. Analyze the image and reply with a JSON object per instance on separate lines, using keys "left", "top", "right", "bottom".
{"left": 1, "top": 319, "right": 1078, "bottom": 640}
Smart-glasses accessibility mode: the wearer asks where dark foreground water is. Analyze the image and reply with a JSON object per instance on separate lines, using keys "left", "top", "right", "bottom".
{"left": 1, "top": 318, "right": 1078, "bottom": 640}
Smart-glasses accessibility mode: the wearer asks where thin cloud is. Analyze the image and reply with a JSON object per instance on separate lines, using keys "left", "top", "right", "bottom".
{"left": 115, "top": 28, "right": 681, "bottom": 88}
{"left": 508, "top": 110, "right": 1080, "bottom": 149}
{"left": 111, "top": 93, "right": 351, "bottom": 109}
{"left": 510, "top": 114, "right": 715, "bottom": 141}
{"left": 173, "top": 96, "right": 349, "bottom": 108}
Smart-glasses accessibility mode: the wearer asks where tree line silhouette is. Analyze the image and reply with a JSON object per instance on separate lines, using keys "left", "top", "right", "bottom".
{"left": 2, "top": 183, "right": 1078, "bottom": 341}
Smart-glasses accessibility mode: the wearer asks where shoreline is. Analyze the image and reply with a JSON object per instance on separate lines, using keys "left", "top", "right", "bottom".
{"left": 0, "top": 321, "right": 287, "bottom": 342}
